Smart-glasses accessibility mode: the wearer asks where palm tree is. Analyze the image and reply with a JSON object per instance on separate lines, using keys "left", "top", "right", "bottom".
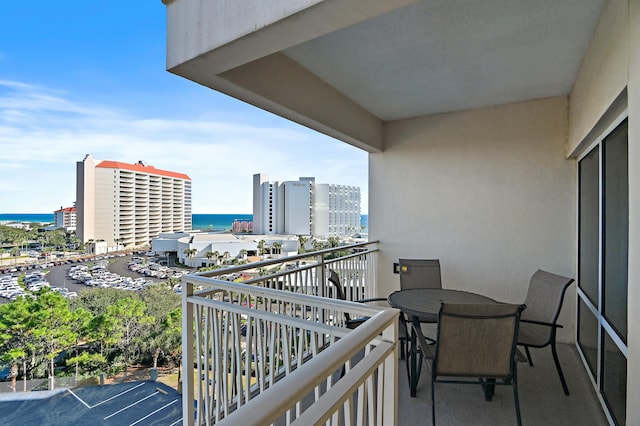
{"left": 184, "top": 248, "right": 198, "bottom": 267}
{"left": 297, "top": 236, "right": 308, "bottom": 253}
{"left": 222, "top": 251, "right": 231, "bottom": 264}
{"left": 114, "top": 237, "right": 125, "bottom": 251}
{"left": 10, "top": 247, "right": 20, "bottom": 265}
{"left": 272, "top": 242, "right": 282, "bottom": 257}
{"left": 239, "top": 249, "right": 247, "bottom": 260}
{"left": 258, "top": 240, "right": 266, "bottom": 256}
{"left": 205, "top": 251, "right": 215, "bottom": 266}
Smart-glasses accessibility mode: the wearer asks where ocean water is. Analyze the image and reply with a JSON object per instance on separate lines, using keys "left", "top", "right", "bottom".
{"left": 0, "top": 213, "right": 54, "bottom": 223}
{"left": 192, "top": 214, "right": 253, "bottom": 231}
{"left": 1, "top": 213, "right": 369, "bottom": 233}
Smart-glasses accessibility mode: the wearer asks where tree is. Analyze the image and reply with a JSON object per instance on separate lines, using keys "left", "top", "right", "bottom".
{"left": 68, "top": 308, "right": 93, "bottom": 382}
{"left": 222, "top": 251, "right": 231, "bottom": 264}
{"left": 297, "top": 236, "right": 308, "bottom": 253}
{"left": 107, "top": 298, "right": 154, "bottom": 377}
{"left": 139, "top": 284, "right": 180, "bottom": 320}
{"left": 312, "top": 239, "right": 325, "bottom": 251}
{"left": 31, "top": 289, "right": 76, "bottom": 388}
{"left": 69, "top": 287, "right": 126, "bottom": 316}
{"left": 10, "top": 247, "right": 20, "bottom": 265}
{"left": 0, "top": 296, "right": 34, "bottom": 391}
{"left": 271, "top": 242, "right": 282, "bottom": 256}
{"left": 258, "top": 240, "right": 266, "bottom": 256}
{"left": 88, "top": 313, "right": 120, "bottom": 368}
{"left": 183, "top": 248, "right": 197, "bottom": 267}
{"left": 239, "top": 249, "right": 247, "bottom": 260}
{"left": 162, "top": 308, "right": 182, "bottom": 383}
{"left": 205, "top": 251, "right": 215, "bottom": 265}
{"left": 65, "top": 352, "right": 106, "bottom": 377}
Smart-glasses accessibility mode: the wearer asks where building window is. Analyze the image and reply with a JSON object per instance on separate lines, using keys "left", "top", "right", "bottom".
{"left": 577, "top": 117, "right": 627, "bottom": 426}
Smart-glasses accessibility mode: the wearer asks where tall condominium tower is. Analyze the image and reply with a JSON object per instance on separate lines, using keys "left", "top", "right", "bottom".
{"left": 253, "top": 173, "right": 360, "bottom": 237}
{"left": 76, "top": 154, "right": 192, "bottom": 249}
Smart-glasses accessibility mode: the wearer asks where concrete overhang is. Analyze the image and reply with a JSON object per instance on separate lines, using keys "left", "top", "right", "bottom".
{"left": 164, "top": 0, "right": 604, "bottom": 153}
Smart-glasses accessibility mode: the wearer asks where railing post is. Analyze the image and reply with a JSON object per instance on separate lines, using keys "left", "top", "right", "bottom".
{"left": 317, "top": 253, "right": 326, "bottom": 297}
{"left": 381, "top": 318, "right": 399, "bottom": 425}
{"left": 182, "top": 281, "right": 194, "bottom": 426}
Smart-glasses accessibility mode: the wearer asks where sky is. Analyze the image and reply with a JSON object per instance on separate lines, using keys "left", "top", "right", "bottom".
{"left": 0, "top": 1, "right": 368, "bottom": 214}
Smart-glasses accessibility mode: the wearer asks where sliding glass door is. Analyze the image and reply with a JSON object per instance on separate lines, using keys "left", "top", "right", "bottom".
{"left": 577, "top": 118, "right": 628, "bottom": 425}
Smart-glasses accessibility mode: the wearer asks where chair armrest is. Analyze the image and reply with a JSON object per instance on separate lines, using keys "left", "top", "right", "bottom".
{"left": 412, "top": 322, "right": 435, "bottom": 360}
{"left": 520, "top": 319, "right": 563, "bottom": 328}
{"left": 355, "top": 297, "right": 388, "bottom": 303}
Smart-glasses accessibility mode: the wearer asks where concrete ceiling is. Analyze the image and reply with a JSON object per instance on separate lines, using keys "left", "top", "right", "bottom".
{"left": 283, "top": 0, "right": 605, "bottom": 121}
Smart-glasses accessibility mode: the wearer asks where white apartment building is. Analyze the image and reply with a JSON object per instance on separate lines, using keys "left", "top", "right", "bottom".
{"left": 253, "top": 173, "right": 360, "bottom": 237}
{"left": 76, "top": 154, "right": 192, "bottom": 250}
{"left": 53, "top": 206, "right": 76, "bottom": 232}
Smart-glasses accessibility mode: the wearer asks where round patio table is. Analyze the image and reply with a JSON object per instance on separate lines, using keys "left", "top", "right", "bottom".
{"left": 388, "top": 288, "right": 496, "bottom": 396}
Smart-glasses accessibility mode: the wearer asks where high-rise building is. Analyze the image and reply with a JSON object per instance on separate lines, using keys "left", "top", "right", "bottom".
{"left": 53, "top": 206, "right": 76, "bottom": 231}
{"left": 253, "top": 173, "right": 360, "bottom": 237}
{"left": 76, "top": 154, "right": 192, "bottom": 250}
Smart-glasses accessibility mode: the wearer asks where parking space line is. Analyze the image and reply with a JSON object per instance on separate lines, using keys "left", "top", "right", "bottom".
{"left": 129, "top": 399, "right": 179, "bottom": 426}
{"left": 69, "top": 382, "right": 146, "bottom": 409}
{"left": 104, "top": 391, "right": 159, "bottom": 420}
{"left": 92, "top": 382, "right": 146, "bottom": 408}
{"left": 67, "top": 389, "right": 91, "bottom": 409}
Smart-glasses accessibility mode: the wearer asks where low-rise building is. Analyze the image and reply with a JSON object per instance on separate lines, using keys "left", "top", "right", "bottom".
{"left": 54, "top": 206, "right": 76, "bottom": 231}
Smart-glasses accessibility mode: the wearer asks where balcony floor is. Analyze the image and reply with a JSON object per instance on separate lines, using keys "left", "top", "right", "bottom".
{"left": 398, "top": 343, "right": 608, "bottom": 425}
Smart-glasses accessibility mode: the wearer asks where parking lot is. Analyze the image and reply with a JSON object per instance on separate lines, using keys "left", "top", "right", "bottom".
{"left": 0, "top": 252, "right": 192, "bottom": 303}
{"left": 0, "top": 380, "right": 183, "bottom": 425}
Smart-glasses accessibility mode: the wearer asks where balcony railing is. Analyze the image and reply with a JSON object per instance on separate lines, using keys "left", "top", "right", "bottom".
{"left": 181, "top": 242, "right": 399, "bottom": 425}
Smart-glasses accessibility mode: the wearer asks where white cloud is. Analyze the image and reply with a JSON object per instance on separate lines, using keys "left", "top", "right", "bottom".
{"left": 0, "top": 80, "right": 368, "bottom": 214}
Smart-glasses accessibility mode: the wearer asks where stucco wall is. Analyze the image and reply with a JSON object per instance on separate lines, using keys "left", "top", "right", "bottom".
{"left": 371, "top": 96, "right": 577, "bottom": 341}
{"left": 568, "top": 0, "right": 629, "bottom": 153}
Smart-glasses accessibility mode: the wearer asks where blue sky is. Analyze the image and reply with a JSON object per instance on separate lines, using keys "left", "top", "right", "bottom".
{"left": 0, "top": 1, "right": 368, "bottom": 214}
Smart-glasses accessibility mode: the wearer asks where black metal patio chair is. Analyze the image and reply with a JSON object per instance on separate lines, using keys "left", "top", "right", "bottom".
{"left": 517, "top": 269, "right": 575, "bottom": 395}
{"left": 415, "top": 302, "right": 526, "bottom": 426}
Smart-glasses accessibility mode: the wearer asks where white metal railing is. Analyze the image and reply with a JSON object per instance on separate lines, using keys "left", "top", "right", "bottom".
{"left": 193, "top": 241, "right": 379, "bottom": 302}
{"left": 217, "top": 306, "right": 398, "bottom": 426}
{"left": 181, "top": 243, "right": 398, "bottom": 425}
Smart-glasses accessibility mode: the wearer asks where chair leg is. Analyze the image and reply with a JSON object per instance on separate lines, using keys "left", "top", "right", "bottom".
{"left": 524, "top": 346, "right": 534, "bottom": 366}
{"left": 480, "top": 378, "right": 496, "bottom": 401}
{"left": 431, "top": 377, "right": 436, "bottom": 426}
{"left": 513, "top": 379, "right": 522, "bottom": 426}
{"left": 551, "top": 341, "right": 570, "bottom": 395}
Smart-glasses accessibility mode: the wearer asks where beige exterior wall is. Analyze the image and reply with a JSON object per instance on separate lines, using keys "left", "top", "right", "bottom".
{"left": 568, "top": 0, "right": 629, "bottom": 153}
{"left": 95, "top": 168, "right": 117, "bottom": 247}
{"left": 371, "top": 96, "right": 576, "bottom": 341}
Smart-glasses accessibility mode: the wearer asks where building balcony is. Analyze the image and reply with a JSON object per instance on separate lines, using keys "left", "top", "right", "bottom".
{"left": 180, "top": 244, "right": 607, "bottom": 425}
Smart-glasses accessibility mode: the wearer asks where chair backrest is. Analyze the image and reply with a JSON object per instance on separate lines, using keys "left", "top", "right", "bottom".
{"left": 328, "top": 269, "right": 352, "bottom": 322}
{"left": 434, "top": 303, "right": 525, "bottom": 378}
{"left": 399, "top": 259, "right": 442, "bottom": 290}
{"left": 521, "top": 269, "right": 575, "bottom": 325}
{"left": 328, "top": 269, "right": 347, "bottom": 301}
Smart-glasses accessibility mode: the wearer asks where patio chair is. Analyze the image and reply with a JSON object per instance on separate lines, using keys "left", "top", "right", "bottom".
{"left": 517, "top": 269, "right": 575, "bottom": 395}
{"left": 415, "top": 302, "right": 526, "bottom": 426}
{"left": 399, "top": 258, "right": 442, "bottom": 290}
{"left": 398, "top": 259, "right": 442, "bottom": 368}
{"left": 328, "top": 269, "right": 390, "bottom": 378}
{"left": 327, "top": 269, "right": 387, "bottom": 329}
